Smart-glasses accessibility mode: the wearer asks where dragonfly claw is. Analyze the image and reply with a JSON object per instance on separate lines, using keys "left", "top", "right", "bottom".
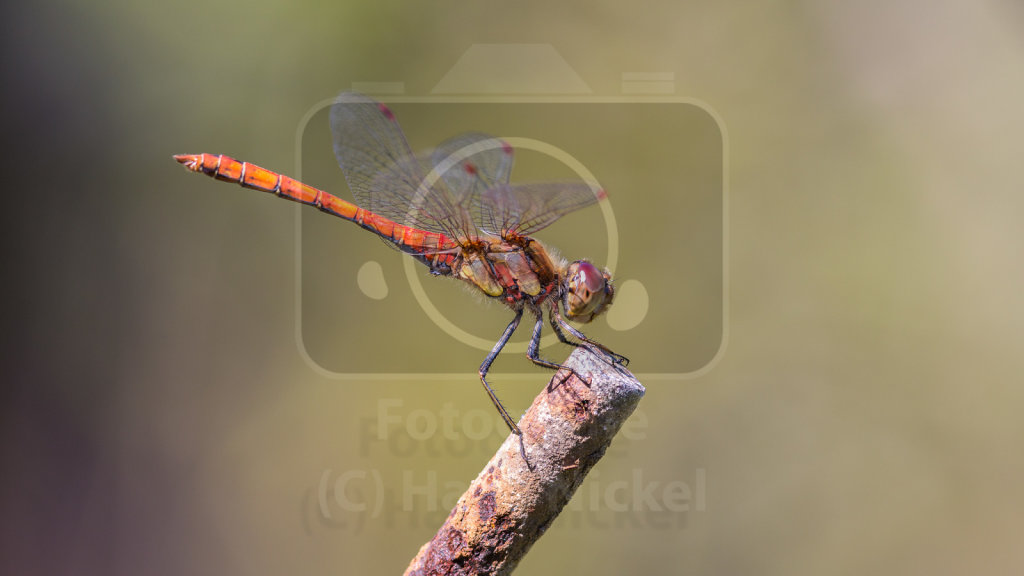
{"left": 602, "top": 349, "right": 630, "bottom": 367}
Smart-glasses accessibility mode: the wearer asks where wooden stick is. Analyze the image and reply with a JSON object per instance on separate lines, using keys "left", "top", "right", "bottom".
{"left": 403, "top": 347, "right": 645, "bottom": 576}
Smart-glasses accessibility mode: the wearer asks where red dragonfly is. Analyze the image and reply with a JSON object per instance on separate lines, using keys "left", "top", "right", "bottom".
{"left": 175, "top": 92, "right": 626, "bottom": 437}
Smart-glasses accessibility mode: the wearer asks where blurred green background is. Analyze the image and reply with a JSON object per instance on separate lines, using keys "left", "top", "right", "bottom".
{"left": 3, "top": 1, "right": 1024, "bottom": 574}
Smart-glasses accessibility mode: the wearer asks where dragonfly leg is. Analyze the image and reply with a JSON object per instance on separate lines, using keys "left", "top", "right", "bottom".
{"left": 552, "top": 307, "right": 630, "bottom": 367}
{"left": 480, "top": 309, "right": 524, "bottom": 436}
{"left": 527, "top": 311, "right": 588, "bottom": 387}
{"left": 549, "top": 313, "right": 581, "bottom": 348}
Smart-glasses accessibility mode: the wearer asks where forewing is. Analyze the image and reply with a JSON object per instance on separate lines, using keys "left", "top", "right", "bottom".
{"left": 330, "top": 92, "right": 473, "bottom": 237}
{"left": 429, "top": 133, "right": 514, "bottom": 200}
{"left": 478, "top": 181, "right": 605, "bottom": 237}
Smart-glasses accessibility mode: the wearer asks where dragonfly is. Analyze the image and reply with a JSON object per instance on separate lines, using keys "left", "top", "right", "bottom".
{"left": 175, "top": 92, "right": 627, "bottom": 438}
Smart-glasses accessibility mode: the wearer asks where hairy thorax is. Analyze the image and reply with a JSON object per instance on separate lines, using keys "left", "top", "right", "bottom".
{"left": 452, "top": 235, "right": 565, "bottom": 306}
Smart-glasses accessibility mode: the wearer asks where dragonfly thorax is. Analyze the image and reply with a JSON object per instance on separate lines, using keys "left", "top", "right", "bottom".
{"left": 562, "top": 260, "right": 614, "bottom": 323}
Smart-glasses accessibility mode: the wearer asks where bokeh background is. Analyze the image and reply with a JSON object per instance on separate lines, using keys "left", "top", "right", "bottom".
{"left": 4, "top": 1, "right": 1024, "bottom": 574}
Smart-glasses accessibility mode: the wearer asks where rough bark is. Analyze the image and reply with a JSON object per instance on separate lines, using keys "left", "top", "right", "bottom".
{"left": 404, "top": 347, "right": 645, "bottom": 576}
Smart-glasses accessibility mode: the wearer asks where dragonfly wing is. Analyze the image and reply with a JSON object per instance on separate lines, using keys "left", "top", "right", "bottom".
{"left": 330, "top": 92, "right": 474, "bottom": 237}
{"left": 479, "top": 181, "right": 606, "bottom": 237}
{"left": 429, "top": 132, "right": 514, "bottom": 198}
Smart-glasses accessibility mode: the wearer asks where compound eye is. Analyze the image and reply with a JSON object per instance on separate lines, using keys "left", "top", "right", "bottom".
{"left": 565, "top": 261, "right": 613, "bottom": 322}
{"left": 575, "top": 261, "right": 605, "bottom": 294}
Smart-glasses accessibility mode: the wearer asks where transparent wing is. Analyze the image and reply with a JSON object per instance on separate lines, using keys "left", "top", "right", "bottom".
{"left": 429, "top": 132, "right": 514, "bottom": 198}
{"left": 478, "top": 181, "right": 606, "bottom": 237}
{"left": 330, "top": 92, "right": 602, "bottom": 240}
{"left": 329, "top": 92, "right": 476, "bottom": 238}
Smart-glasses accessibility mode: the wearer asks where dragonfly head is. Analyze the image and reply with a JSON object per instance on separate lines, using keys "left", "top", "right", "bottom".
{"left": 563, "top": 261, "right": 614, "bottom": 323}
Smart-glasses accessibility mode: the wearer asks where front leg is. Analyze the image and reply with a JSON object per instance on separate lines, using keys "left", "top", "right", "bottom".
{"left": 551, "top": 306, "right": 630, "bottom": 367}
{"left": 526, "top": 310, "right": 587, "bottom": 386}
{"left": 549, "top": 312, "right": 580, "bottom": 348}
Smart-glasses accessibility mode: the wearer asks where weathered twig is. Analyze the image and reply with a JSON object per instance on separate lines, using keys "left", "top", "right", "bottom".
{"left": 403, "top": 347, "right": 645, "bottom": 576}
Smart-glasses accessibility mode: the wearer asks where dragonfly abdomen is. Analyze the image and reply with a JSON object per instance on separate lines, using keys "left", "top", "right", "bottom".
{"left": 175, "top": 153, "right": 459, "bottom": 271}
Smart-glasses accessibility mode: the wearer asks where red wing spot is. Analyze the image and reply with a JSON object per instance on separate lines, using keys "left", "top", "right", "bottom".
{"left": 501, "top": 141, "right": 513, "bottom": 155}
{"left": 596, "top": 188, "right": 608, "bottom": 200}
{"left": 377, "top": 103, "right": 395, "bottom": 120}
{"left": 463, "top": 162, "right": 478, "bottom": 175}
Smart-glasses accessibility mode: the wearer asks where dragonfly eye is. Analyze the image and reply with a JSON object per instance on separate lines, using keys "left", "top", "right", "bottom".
{"left": 563, "top": 261, "right": 614, "bottom": 323}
